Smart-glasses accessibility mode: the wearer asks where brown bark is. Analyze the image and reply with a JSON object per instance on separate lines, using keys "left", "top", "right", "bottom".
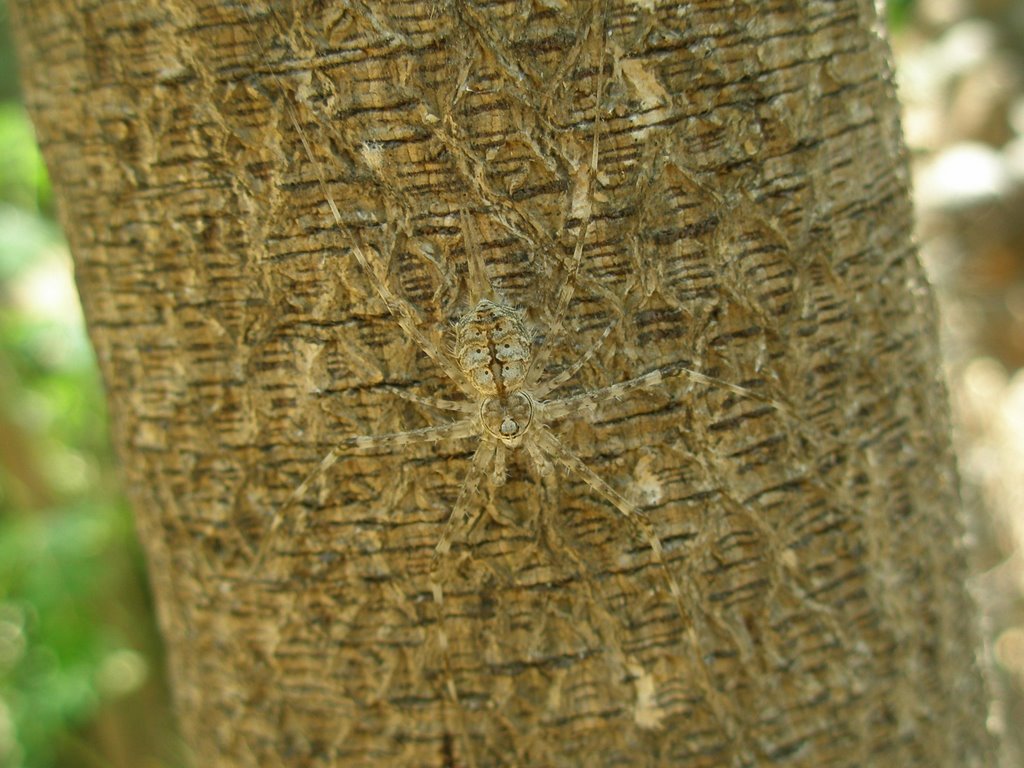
{"left": 11, "top": 1, "right": 994, "bottom": 766}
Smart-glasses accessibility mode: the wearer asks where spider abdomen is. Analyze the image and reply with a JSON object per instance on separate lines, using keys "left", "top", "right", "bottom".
{"left": 453, "top": 299, "right": 532, "bottom": 397}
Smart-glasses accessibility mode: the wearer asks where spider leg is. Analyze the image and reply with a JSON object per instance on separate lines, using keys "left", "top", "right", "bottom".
{"left": 428, "top": 437, "right": 498, "bottom": 768}
{"left": 525, "top": 442, "right": 650, "bottom": 705}
{"left": 671, "top": 428, "right": 868, "bottom": 683}
{"left": 534, "top": 425, "right": 749, "bottom": 757}
{"left": 237, "top": 11, "right": 477, "bottom": 402}
{"left": 532, "top": 307, "right": 622, "bottom": 400}
{"left": 491, "top": 441, "right": 508, "bottom": 487}
{"left": 523, "top": 441, "right": 555, "bottom": 533}
{"left": 526, "top": 10, "right": 608, "bottom": 388}
{"left": 533, "top": 426, "right": 683, "bottom": 610}
{"left": 431, "top": 437, "right": 497, "bottom": 573}
{"left": 381, "top": 385, "right": 476, "bottom": 414}
{"left": 251, "top": 417, "right": 478, "bottom": 574}
{"left": 240, "top": 7, "right": 474, "bottom": 398}
{"left": 542, "top": 366, "right": 668, "bottom": 420}
{"left": 543, "top": 360, "right": 793, "bottom": 423}
{"left": 460, "top": 206, "right": 493, "bottom": 307}
{"left": 716, "top": 483, "right": 856, "bottom": 653}
{"left": 528, "top": 205, "right": 591, "bottom": 385}
{"left": 280, "top": 107, "right": 477, "bottom": 399}
{"left": 524, "top": 440, "right": 554, "bottom": 478}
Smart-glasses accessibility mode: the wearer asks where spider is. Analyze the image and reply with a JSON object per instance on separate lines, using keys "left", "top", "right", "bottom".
{"left": 249, "top": 193, "right": 788, "bottom": 756}
{"left": 237, "top": 5, "right": 828, "bottom": 759}
{"left": 240, "top": 76, "right": 780, "bottom": 614}
{"left": 248, "top": 137, "right": 794, "bottom": 673}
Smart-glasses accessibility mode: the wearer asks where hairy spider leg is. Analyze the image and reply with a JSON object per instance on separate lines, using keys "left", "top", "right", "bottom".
{"left": 491, "top": 440, "right": 509, "bottom": 487}
{"left": 544, "top": 358, "right": 861, "bottom": 476}
{"left": 425, "top": 435, "right": 501, "bottom": 768}
{"left": 523, "top": 442, "right": 682, "bottom": 734}
{"left": 284, "top": 107, "right": 478, "bottom": 399}
{"left": 532, "top": 308, "right": 623, "bottom": 400}
{"left": 251, "top": 418, "right": 478, "bottom": 573}
{"left": 543, "top": 360, "right": 770, "bottom": 422}
{"left": 713, "top": 483, "right": 857, "bottom": 658}
{"left": 238, "top": 3, "right": 476, "bottom": 399}
{"left": 663, "top": 420, "right": 871, "bottom": 696}
{"left": 381, "top": 385, "right": 477, "bottom": 415}
{"left": 430, "top": 438, "right": 499, "bottom": 578}
{"left": 533, "top": 425, "right": 750, "bottom": 760}
{"left": 525, "top": 7, "right": 608, "bottom": 390}
{"left": 459, "top": 207, "right": 496, "bottom": 308}
{"left": 538, "top": 352, "right": 866, "bottom": 759}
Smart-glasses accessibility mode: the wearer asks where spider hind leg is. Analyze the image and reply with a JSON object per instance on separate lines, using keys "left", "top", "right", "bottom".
{"left": 533, "top": 425, "right": 753, "bottom": 761}
{"left": 252, "top": 417, "right": 478, "bottom": 574}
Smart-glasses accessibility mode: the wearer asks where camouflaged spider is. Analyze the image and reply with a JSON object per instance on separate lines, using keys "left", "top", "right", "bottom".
{"left": 237, "top": 1, "right": 702, "bottom": 611}
{"left": 231, "top": 10, "right": 857, "bottom": 762}
{"left": 251, "top": 198, "right": 776, "bottom": 634}
{"left": 240, "top": 1, "right": 788, "bottom": 676}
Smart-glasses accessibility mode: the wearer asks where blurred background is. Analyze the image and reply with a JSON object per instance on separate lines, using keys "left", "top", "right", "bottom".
{"left": 0, "top": 0, "right": 1021, "bottom": 766}
{"left": 0, "top": 1, "right": 184, "bottom": 766}
{"left": 896, "top": 1, "right": 1024, "bottom": 765}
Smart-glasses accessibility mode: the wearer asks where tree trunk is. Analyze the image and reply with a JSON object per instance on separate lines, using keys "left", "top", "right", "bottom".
{"left": 11, "top": 1, "right": 994, "bottom": 766}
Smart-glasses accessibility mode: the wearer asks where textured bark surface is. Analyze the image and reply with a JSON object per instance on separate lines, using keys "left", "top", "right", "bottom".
{"left": 12, "top": 1, "right": 994, "bottom": 766}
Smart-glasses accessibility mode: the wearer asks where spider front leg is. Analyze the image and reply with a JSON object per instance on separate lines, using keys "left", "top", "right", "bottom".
{"left": 543, "top": 357, "right": 796, "bottom": 426}
{"left": 269, "top": 87, "right": 478, "bottom": 401}
{"left": 522, "top": 446, "right": 670, "bottom": 724}
{"left": 532, "top": 426, "right": 685, "bottom": 607}
{"left": 532, "top": 308, "right": 623, "bottom": 401}
{"left": 382, "top": 385, "right": 477, "bottom": 415}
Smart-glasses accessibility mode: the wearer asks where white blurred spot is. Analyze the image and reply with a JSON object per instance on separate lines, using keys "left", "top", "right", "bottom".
{"left": 916, "top": 142, "right": 1011, "bottom": 209}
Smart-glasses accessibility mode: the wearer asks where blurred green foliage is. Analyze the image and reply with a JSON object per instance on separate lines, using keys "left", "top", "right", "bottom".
{"left": 887, "top": 0, "right": 917, "bottom": 31}
{"left": 0, "top": 12, "right": 180, "bottom": 768}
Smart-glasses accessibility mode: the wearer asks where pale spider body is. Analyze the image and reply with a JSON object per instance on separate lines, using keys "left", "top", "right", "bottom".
{"left": 253, "top": 279, "right": 668, "bottom": 575}
{"left": 454, "top": 299, "right": 535, "bottom": 448}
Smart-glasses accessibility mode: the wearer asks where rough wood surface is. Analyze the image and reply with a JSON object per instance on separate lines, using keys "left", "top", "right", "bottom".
{"left": 11, "top": 1, "right": 994, "bottom": 766}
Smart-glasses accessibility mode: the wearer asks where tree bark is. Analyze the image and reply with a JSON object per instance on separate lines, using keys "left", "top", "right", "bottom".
{"left": 11, "top": 1, "right": 994, "bottom": 766}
